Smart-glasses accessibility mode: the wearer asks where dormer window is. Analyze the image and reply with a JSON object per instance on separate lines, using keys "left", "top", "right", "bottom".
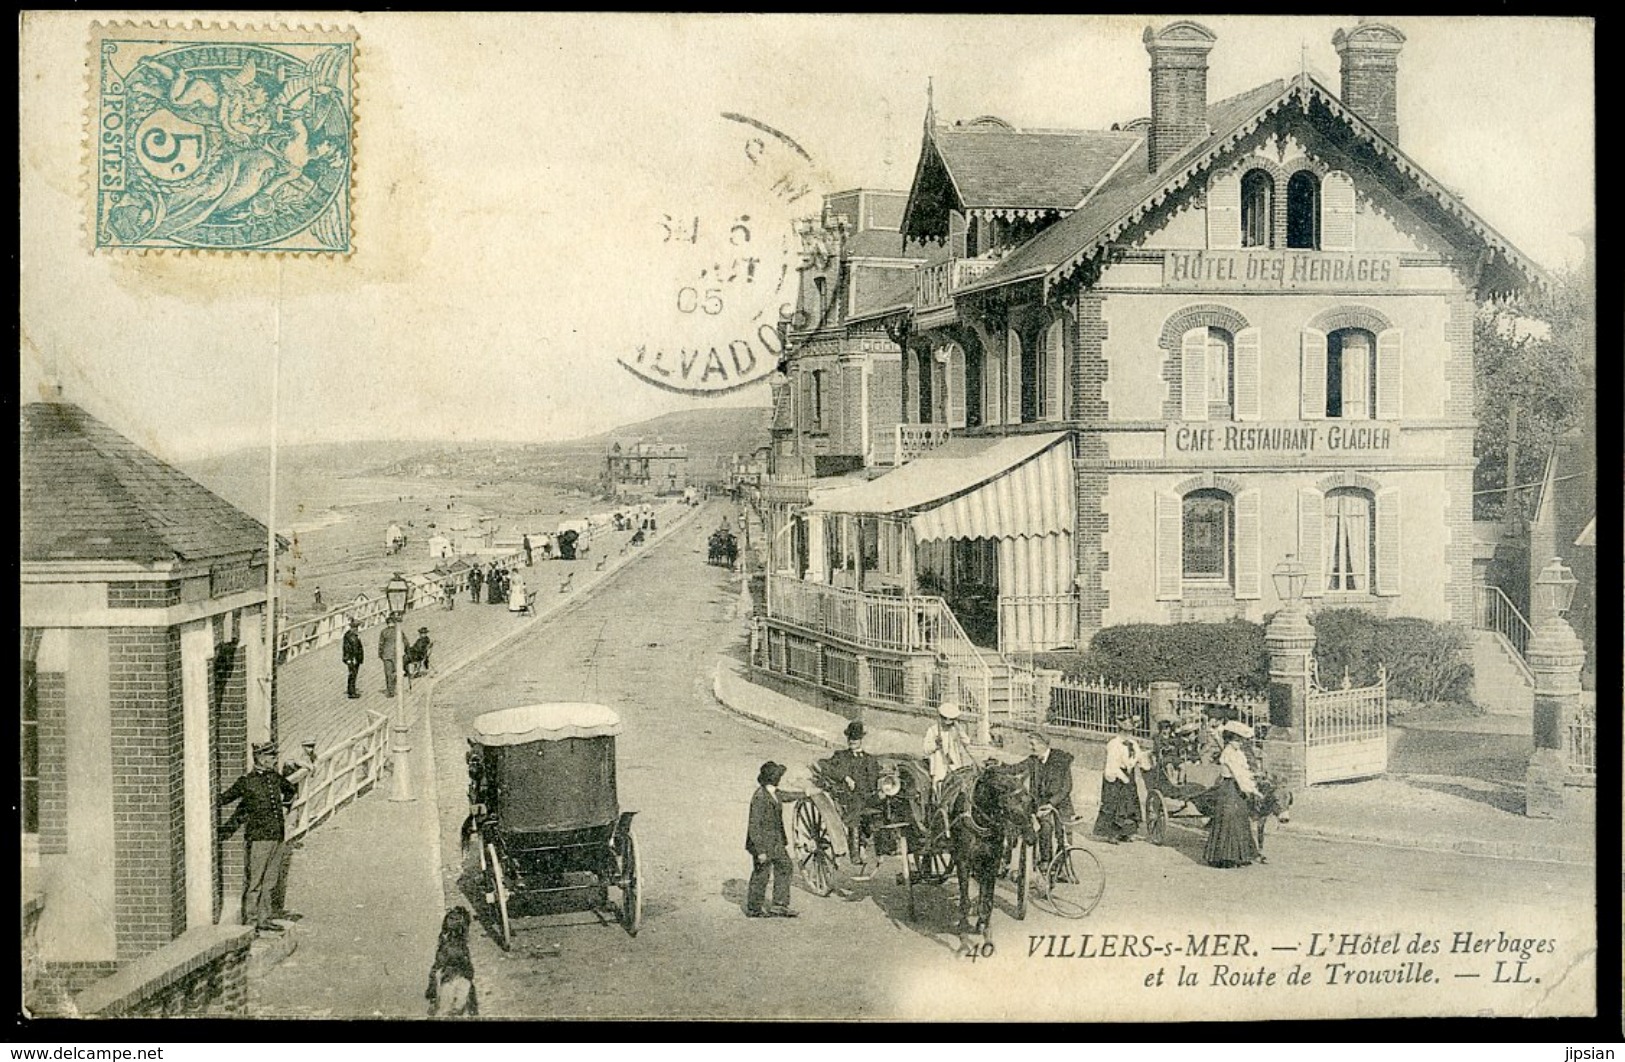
{"left": 1240, "top": 170, "right": 1274, "bottom": 248}
{"left": 1287, "top": 171, "right": 1321, "bottom": 249}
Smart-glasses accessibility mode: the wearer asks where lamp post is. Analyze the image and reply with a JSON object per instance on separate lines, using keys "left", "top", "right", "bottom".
{"left": 1262, "top": 554, "right": 1316, "bottom": 789}
{"left": 385, "top": 573, "right": 415, "bottom": 803}
{"left": 1525, "top": 557, "right": 1585, "bottom": 818}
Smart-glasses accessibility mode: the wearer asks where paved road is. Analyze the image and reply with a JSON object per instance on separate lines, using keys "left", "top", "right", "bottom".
{"left": 426, "top": 505, "right": 1595, "bottom": 1021}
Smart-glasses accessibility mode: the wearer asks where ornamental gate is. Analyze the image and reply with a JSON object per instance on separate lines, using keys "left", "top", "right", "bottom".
{"left": 1303, "top": 663, "right": 1388, "bottom": 784}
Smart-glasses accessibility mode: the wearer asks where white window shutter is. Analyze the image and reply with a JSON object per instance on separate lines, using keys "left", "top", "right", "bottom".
{"left": 1181, "top": 326, "right": 1209, "bottom": 421}
{"left": 1298, "top": 488, "right": 1326, "bottom": 597}
{"left": 1234, "top": 326, "right": 1262, "bottom": 421}
{"left": 1006, "top": 328, "right": 1023, "bottom": 425}
{"left": 1375, "top": 487, "right": 1402, "bottom": 596}
{"left": 1321, "top": 171, "right": 1357, "bottom": 252}
{"left": 1235, "top": 489, "right": 1262, "bottom": 599}
{"left": 1155, "top": 491, "right": 1182, "bottom": 601}
{"left": 1045, "top": 321, "right": 1065, "bottom": 421}
{"left": 946, "top": 344, "right": 967, "bottom": 428}
{"left": 1207, "top": 171, "right": 1243, "bottom": 250}
{"left": 1300, "top": 328, "right": 1328, "bottom": 420}
{"left": 985, "top": 345, "right": 1003, "bottom": 427}
{"left": 1376, "top": 328, "right": 1403, "bottom": 420}
{"left": 800, "top": 371, "right": 812, "bottom": 429}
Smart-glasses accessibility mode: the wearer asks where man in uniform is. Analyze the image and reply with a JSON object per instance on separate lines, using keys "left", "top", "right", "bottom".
{"left": 745, "top": 761, "right": 798, "bottom": 918}
{"left": 220, "top": 743, "right": 299, "bottom": 932}
{"left": 341, "top": 617, "right": 364, "bottom": 699}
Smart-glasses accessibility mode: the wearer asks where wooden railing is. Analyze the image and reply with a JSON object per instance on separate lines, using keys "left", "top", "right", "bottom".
{"left": 915, "top": 257, "right": 999, "bottom": 310}
{"left": 894, "top": 423, "right": 952, "bottom": 465}
{"left": 285, "top": 710, "right": 390, "bottom": 841}
{"left": 765, "top": 575, "right": 940, "bottom": 653}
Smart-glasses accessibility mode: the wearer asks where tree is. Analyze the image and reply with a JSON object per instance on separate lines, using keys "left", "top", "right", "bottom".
{"left": 1473, "top": 268, "right": 1594, "bottom": 522}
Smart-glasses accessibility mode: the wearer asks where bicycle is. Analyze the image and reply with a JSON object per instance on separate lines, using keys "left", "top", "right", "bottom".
{"left": 1029, "top": 813, "right": 1105, "bottom": 919}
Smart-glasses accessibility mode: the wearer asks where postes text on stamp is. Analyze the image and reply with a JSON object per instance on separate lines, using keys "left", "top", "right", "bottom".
{"left": 91, "top": 24, "right": 356, "bottom": 253}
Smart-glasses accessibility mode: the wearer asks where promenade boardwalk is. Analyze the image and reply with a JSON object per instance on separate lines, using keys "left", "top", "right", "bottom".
{"left": 275, "top": 505, "right": 699, "bottom": 757}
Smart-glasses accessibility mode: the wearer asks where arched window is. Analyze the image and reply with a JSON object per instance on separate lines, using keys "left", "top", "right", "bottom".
{"left": 1205, "top": 327, "right": 1234, "bottom": 419}
{"left": 1324, "top": 488, "right": 1375, "bottom": 592}
{"left": 1241, "top": 169, "right": 1274, "bottom": 248}
{"left": 1326, "top": 328, "right": 1377, "bottom": 419}
{"left": 1287, "top": 171, "right": 1320, "bottom": 249}
{"left": 1182, "top": 489, "right": 1235, "bottom": 585}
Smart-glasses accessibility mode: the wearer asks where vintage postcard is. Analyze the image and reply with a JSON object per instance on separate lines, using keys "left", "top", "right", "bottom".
{"left": 19, "top": 13, "right": 1599, "bottom": 1024}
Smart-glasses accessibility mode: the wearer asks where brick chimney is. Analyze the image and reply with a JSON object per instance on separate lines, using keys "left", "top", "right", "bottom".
{"left": 1143, "top": 21, "right": 1217, "bottom": 172}
{"left": 1332, "top": 22, "right": 1406, "bottom": 144}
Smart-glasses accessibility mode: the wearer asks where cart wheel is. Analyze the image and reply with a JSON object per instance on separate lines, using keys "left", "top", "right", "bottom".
{"left": 1147, "top": 791, "right": 1169, "bottom": 846}
{"left": 792, "top": 799, "right": 836, "bottom": 897}
{"left": 1037, "top": 846, "right": 1104, "bottom": 919}
{"left": 1013, "top": 840, "right": 1030, "bottom": 921}
{"left": 896, "top": 832, "right": 916, "bottom": 923}
{"left": 486, "top": 843, "right": 512, "bottom": 950}
{"left": 617, "top": 824, "right": 643, "bottom": 937}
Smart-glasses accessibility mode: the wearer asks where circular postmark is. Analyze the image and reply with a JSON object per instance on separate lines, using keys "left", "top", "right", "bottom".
{"left": 617, "top": 112, "right": 835, "bottom": 395}
{"left": 99, "top": 40, "right": 350, "bottom": 249}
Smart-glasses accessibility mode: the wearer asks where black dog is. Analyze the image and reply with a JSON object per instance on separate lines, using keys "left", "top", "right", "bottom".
{"left": 426, "top": 907, "right": 478, "bottom": 1017}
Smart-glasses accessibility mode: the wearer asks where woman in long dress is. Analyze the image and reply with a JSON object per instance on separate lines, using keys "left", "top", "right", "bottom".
{"left": 507, "top": 571, "right": 527, "bottom": 614}
{"left": 1093, "top": 714, "right": 1142, "bottom": 844}
{"left": 1204, "top": 722, "right": 1263, "bottom": 868}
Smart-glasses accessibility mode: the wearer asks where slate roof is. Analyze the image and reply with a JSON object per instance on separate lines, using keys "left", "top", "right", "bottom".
{"left": 21, "top": 402, "right": 272, "bottom": 565}
{"left": 843, "top": 229, "right": 932, "bottom": 260}
{"left": 849, "top": 267, "right": 923, "bottom": 322}
{"left": 966, "top": 75, "right": 1547, "bottom": 297}
{"left": 931, "top": 125, "right": 1143, "bottom": 210}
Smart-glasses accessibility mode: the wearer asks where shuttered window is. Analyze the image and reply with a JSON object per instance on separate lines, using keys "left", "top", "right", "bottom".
{"left": 1321, "top": 171, "right": 1357, "bottom": 252}
{"left": 1324, "top": 488, "right": 1373, "bottom": 592}
{"left": 946, "top": 343, "right": 967, "bottom": 428}
{"left": 1154, "top": 492, "right": 1182, "bottom": 601}
{"left": 1375, "top": 487, "right": 1402, "bottom": 596}
{"left": 1043, "top": 319, "right": 1066, "bottom": 421}
{"left": 1235, "top": 489, "right": 1262, "bottom": 599}
{"left": 1287, "top": 171, "right": 1321, "bottom": 249}
{"left": 1206, "top": 328, "right": 1234, "bottom": 419}
{"left": 1181, "top": 326, "right": 1209, "bottom": 421}
{"left": 1240, "top": 170, "right": 1274, "bottom": 248}
{"left": 1300, "top": 329, "right": 1328, "bottom": 420}
{"left": 1207, "top": 171, "right": 1242, "bottom": 249}
{"left": 1006, "top": 327, "right": 1023, "bottom": 426}
{"left": 1375, "top": 328, "right": 1403, "bottom": 420}
{"left": 1234, "top": 327, "right": 1262, "bottom": 421}
{"left": 1327, "top": 329, "right": 1376, "bottom": 420}
{"left": 1182, "top": 489, "right": 1234, "bottom": 584}
{"left": 1298, "top": 488, "right": 1326, "bottom": 597}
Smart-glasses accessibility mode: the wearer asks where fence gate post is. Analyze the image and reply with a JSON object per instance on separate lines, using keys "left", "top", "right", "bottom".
{"left": 1523, "top": 594, "right": 1588, "bottom": 819}
{"left": 1262, "top": 605, "right": 1315, "bottom": 789}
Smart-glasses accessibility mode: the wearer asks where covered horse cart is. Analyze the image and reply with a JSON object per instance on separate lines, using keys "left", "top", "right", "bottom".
{"left": 464, "top": 703, "right": 642, "bottom": 948}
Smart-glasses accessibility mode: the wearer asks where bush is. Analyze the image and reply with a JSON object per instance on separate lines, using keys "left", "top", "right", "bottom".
{"left": 1311, "top": 609, "right": 1473, "bottom": 706}
{"left": 1034, "top": 621, "right": 1269, "bottom": 693}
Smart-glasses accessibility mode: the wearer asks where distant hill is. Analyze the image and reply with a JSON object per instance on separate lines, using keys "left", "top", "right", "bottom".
{"left": 180, "top": 406, "right": 772, "bottom": 506}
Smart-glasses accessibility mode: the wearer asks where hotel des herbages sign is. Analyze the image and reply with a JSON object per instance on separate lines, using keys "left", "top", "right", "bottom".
{"left": 1164, "top": 249, "right": 1400, "bottom": 289}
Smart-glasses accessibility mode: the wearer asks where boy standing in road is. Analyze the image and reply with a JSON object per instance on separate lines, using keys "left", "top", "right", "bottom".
{"left": 744, "top": 761, "right": 798, "bottom": 919}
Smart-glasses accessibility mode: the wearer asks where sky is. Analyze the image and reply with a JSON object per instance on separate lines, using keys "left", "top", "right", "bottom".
{"left": 18, "top": 14, "right": 1594, "bottom": 461}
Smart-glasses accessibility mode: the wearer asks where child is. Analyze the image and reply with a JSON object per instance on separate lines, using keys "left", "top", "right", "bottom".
{"left": 426, "top": 907, "right": 478, "bottom": 1017}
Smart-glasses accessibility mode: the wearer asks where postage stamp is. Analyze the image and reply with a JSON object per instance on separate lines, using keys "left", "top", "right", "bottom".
{"left": 89, "top": 23, "right": 356, "bottom": 253}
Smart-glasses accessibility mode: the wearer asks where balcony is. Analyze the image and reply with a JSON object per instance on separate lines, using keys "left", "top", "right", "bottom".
{"left": 915, "top": 257, "right": 999, "bottom": 311}
{"left": 894, "top": 423, "right": 952, "bottom": 465}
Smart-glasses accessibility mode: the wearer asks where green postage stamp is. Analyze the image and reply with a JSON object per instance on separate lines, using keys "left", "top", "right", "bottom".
{"left": 91, "top": 23, "right": 356, "bottom": 253}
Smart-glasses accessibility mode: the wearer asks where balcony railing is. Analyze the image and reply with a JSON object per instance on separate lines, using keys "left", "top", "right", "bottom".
{"left": 894, "top": 423, "right": 952, "bottom": 465}
{"left": 915, "top": 257, "right": 999, "bottom": 310}
{"left": 766, "top": 574, "right": 941, "bottom": 653}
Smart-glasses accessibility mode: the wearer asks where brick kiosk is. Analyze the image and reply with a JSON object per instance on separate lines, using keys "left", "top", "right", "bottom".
{"left": 21, "top": 401, "right": 279, "bottom": 1015}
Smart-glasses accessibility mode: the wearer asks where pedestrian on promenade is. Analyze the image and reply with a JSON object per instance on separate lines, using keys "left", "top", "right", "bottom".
{"left": 405, "top": 626, "right": 434, "bottom": 678}
{"left": 1205, "top": 723, "right": 1263, "bottom": 869}
{"left": 1094, "top": 714, "right": 1142, "bottom": 845}
{"left": 508, "top": 571, "right": 528, "bottom": 615}
{"left": 523, "top": 535, "right": 534, "bottom": 567}
{"left": 313, "top": 586, "right": 324, "bottom": 612}
{"left": 219, "top": 743, "right": 298, "bottom": 933}
{"left": 745, "top": 761, "right": 798, "bottom": 918}
{"left": 341, "top": 617, "right": 364, "bottom": 699}
{"left": 379, "top": 617, "right": 399, "bottom": 697}
{"left": 468, "top": 565, "right": 483, "bottom": 604}
{"left": 486, "top": 563, "right": 501, "bottom": 604}
{"left": 442, "top": 573, "right": 457, "bottom": 610}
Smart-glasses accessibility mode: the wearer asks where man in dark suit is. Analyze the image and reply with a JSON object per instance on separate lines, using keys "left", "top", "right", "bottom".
{"left": 341, "top": 618, "right": 364, "bottom": 699}
{"left": 745, "top": 761, "right": 798, "bottom": 918}
{"left": 1025, "top": 731, "right": 1075, "bottom": 866}
{"left": 379, "top": 617, "right": 399, "bottom": 697}
{"left": 824, "top": 720, "right": 881, "bottom": 869}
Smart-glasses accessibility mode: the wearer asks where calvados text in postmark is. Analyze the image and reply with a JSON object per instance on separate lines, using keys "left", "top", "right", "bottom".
{"left": 91, "top": 24, "right": 356, "bottom": 254}
{"left": 617, "top": 112, "right": 832, "bottom": 395}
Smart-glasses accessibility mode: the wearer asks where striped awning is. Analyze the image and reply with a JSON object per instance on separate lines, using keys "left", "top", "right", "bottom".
{"left": 806, "top": 432, "right": 1073, "bottom": 541}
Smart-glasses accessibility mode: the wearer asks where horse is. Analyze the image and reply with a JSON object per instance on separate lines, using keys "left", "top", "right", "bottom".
{"left": 946, "top": 762, "right": 1036, "bottom": 939}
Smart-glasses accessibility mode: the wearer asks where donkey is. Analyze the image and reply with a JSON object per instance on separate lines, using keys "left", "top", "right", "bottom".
{"left": 947, "top": 763, "right": 1036, "bottom": 940}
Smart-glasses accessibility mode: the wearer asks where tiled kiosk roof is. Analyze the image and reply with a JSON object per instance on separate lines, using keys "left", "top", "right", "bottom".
{"left": 21, "top": 402, "right": 271, "bottom": 565}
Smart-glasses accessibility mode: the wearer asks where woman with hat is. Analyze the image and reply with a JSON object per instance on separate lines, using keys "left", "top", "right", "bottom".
{"left": 1204, "top": 722, "right": 1263, "bottom": 868}
{"left": 923, "top": 702, "right": 975, "bottom": 786}
{"left": 744, "top": 761, "right": 798, "bottom": 918}
{"left": 1094, "top": 713, "right": 1142, "bottom": 844}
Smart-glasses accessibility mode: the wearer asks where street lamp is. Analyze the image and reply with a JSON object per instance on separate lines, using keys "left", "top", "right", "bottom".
{"left": 385, "top": 573, "right": 415, "bottom": 803}
{"left": 1532, "top": 557, "right": 1578, "bottom": 624}
{"left": 1271, "top": 553, "right": 1309, "bottom": 611}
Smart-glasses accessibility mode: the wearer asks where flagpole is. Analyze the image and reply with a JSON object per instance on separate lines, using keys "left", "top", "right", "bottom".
{"left": 264, "top": 260, "right": 283, "bottom": 747}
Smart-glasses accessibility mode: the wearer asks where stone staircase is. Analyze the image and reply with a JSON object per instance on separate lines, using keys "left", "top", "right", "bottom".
{"left": 1471, "top": 629, "right": 1534, "bottom": 717}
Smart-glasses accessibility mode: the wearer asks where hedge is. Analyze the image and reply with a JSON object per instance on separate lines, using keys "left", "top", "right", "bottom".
{"left": 1033, "top": 621, "right": 1270, "bottom": 694}
{"left": 1310, "top": 609, "right": 1473, "bottom": 706}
